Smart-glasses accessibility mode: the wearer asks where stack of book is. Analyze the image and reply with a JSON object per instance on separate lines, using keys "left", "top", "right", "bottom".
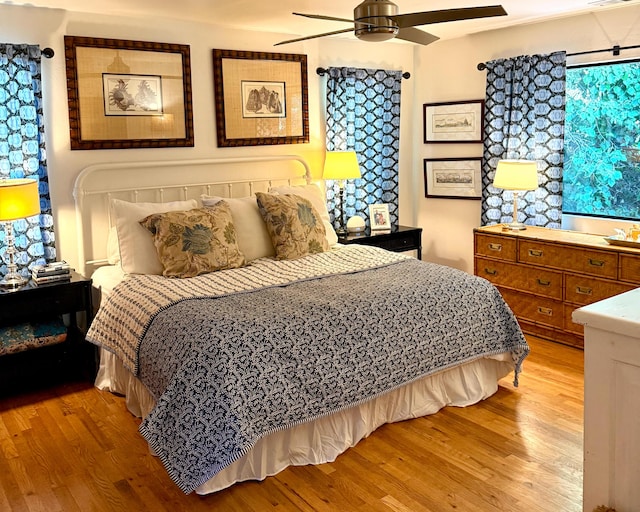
{"left": 31, "top": 261, "right": 72, "bottom": 285}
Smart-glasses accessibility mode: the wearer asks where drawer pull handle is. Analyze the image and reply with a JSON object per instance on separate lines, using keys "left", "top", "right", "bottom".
{"left": 589, "top": 258, "right": 605, "bottom": 267}
{"left": 576, "top": 286, "right": 593, "bottom": 295}
{"left": 484, "top": 268, "right": 498, "bottom": 276}
{"left": 537, "top": 307, "right": 553, "bottom": 316}
{"left": 528, "top": 249, "right": 544, "bottom": 257}
{"left": 488, "top": 243, "right": 502, "bottom": 252}
{"left": 537, "top": 279, "right": 551, "bottom": 287}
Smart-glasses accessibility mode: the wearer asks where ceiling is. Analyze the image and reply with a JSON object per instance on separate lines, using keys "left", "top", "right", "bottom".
{"left": 8, "top": 0, "right": 640, "bottom": 44}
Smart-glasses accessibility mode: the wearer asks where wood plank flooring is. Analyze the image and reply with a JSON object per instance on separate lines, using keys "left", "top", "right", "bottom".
{"left": 0, "top": 336, "right": 583, "bottom": 511}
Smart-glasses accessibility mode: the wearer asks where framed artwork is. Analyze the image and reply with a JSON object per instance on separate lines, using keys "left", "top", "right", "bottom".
{"left": 369, "top": 204, "right": 391, "bottom": 230}
{"left": 64, "top": 36, "right": 194, "bottom": 150}
{"left": 423, "top": 100, "right": 485, "bottom": 143}
{"left": 102, "top": 74, "right": 163, "bottom": 117}
{"left": 424, "top": 158, "right": 483, "bottom": 199}
{"left": 212, "top": 49, "right": 309, "bottom": 147}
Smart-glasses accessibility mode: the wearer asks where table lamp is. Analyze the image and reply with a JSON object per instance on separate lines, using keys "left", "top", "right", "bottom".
{"left": 0, "top": 178, "right": 40, "bottom": 287}
{"left": 492, "top": 159, "right": 538, "bottom": 231}
{"left": 323, "top": 151, "right": 362, "bottom": 235}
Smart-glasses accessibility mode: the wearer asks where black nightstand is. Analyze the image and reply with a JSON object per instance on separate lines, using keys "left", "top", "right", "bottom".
{"left": 0, "top": 271, "right": 94, "bottom": 395}
{"left": 338, "top": 225, "right": 422, "bottom": 259}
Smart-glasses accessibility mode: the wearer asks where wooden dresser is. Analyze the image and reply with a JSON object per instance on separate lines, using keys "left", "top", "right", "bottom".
{"left": 474, "top": 224, "right": 640, "bottom": 349}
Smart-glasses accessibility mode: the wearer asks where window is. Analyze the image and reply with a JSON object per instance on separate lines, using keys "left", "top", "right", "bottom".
{"left": 563, "top": 60, "right": 640, "bottom": 220}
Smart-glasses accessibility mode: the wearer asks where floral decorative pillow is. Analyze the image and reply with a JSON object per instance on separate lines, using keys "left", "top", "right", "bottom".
{"left": 255, "top": 192, "right": 328, "bottom": 260}
{"left": 139, "top": 202, "right": 245, "bottom": 278}
{"left": 268, "top": 184, "right": 338, "bottom": 247}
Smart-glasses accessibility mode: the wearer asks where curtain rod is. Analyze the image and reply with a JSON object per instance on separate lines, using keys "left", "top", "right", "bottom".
{"left": 316, "top": 66, "right": 411, "bottom": 79}
{"left": 476, "top": 43, "right": 640, "bottom": 70}
{"left": 42, "top": 47, "right": 54, "bottom": 58}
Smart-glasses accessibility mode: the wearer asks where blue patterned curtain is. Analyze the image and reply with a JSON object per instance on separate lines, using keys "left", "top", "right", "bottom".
{"left": 482, "top": 51, "right": 566, "bottom": 228}
{"left": 0, "top": 43, "right": 55, "bottom": 278}
{"left": 325, "top": 67, "right": 402, "bottom": 228}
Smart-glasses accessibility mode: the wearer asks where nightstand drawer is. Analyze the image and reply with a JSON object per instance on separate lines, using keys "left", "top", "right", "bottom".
{"left": 371, "top": 235, "right": 419, "bottom": 252}
{"left": 0, "top": 280, "right": 92, "bottom": 325}
{"left": 339, "top": 225, "right": 422, "bottom": 258}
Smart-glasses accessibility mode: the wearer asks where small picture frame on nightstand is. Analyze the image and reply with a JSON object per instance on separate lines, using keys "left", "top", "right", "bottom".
{"left": 369, "top": 204, "right": 391, "bottom": 231}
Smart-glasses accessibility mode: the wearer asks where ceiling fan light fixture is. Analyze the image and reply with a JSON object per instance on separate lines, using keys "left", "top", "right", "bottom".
{"left": 354, "top": 24, "right": 399, "bottom": 41}
{"left": 354, "top": 0, "right": 399, "bottom": 42}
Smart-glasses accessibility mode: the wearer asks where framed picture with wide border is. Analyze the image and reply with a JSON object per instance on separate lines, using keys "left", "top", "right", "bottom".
{"left": 64, "top": 36, "right": 194, "bottom": 150}
{"left": 212, "top": 49, "right": 309, "bottom": 147}
{"left": 423, "top": 100, "right": 485, "bottom": 143}
{"left": 369, "top": 203, "right": 391, "bottom": 230}
{"left": 424, "top": 158, "right": 483, "bottom": 199}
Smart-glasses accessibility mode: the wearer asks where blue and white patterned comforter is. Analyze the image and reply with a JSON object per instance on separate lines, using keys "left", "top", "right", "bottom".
{"left": 88, "top": 245, "right": 529, "bottom": 494}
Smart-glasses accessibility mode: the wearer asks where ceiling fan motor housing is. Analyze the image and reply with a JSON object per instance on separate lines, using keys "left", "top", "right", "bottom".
{"left": 354, "top": 0, "right": 400, "bottom": 42}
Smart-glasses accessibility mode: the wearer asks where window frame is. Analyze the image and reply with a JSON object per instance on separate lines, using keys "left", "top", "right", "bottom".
{"left": 563, "top": 58, "right": 640, "bottom": 222}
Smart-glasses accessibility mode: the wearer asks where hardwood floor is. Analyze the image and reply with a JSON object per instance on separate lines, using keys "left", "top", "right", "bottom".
{"left": 0, "top": 336, "right": 583, "bottom": 512}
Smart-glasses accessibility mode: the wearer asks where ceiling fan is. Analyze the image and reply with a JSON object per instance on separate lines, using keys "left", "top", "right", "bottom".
{"left": 275, "top": 0, "right": 507, "bottom": 46}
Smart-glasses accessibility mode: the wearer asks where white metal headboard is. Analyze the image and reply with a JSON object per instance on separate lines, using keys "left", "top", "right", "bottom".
{"left": 73, "top": 155, "right": 312, "bottom": 277}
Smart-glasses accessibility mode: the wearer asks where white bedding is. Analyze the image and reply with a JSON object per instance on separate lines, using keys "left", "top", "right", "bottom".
{"left": 91, "top": 262, "right": 515, "bottom": 495}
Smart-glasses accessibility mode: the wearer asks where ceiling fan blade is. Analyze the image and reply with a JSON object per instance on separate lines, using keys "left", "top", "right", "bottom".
{"left": 393, "top": 5, "right": 507, "bottom": 28}
{"left": 274, "top": 28, "right": 354, "bottom": 46}
{"left": 395, "top": 27, "right": 440, "bottom": 46}
{"left": 293, "top": 12, "right": 355, "bottom": 24}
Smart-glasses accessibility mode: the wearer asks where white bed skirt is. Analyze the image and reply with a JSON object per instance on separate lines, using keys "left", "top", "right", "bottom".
{"left": 95, "top": 348, "right": 513, "bottom": 495}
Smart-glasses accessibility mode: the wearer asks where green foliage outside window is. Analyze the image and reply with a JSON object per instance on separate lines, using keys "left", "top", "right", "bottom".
{"left": 564, "top": 60, "right": 640, "bottom": 220}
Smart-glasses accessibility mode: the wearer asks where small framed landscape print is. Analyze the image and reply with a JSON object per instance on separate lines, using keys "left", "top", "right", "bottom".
{"left": 423, "top": 100, "right": 485, "bottom": 143}
{"left": 369, "top": 204, "right": 391, "bottom": 230}
{"left": 424, "top": 158, "right": 483, "bottom": 199}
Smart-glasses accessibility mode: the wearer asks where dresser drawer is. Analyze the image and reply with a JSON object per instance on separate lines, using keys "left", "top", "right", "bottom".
{"left": 564, "top": 304, "right": 584, "bottom": 335}
{"left": 475, "top": 234, "right": 517, "bottom": 262}
{"left": 620, "top": 253, "right": 640, "bottom": 284}
{"left": 519, "top": 241, "right": 617, "bottom": 278}
{"left": 476, "top": 257, "right": 562, "bottom": 299}
{"left": 499, "top": 288, "right": 564, "bottom": 329}
{"left": 565, "top": 274, "right": 635, "bottom": 306}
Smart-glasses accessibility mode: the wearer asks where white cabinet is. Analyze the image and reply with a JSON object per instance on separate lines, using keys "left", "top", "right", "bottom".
{"left": 573, "top": 288, "right": 640, "bottom": 512}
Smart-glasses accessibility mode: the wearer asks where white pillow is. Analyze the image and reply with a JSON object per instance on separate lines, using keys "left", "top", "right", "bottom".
{"left": 112, "top": 198, "right": 198, "bottom": 275}
{"left": 200, "top": 195, "right": 275, "bottom": 262}
{"left": 268, "top": 184, "right": 338, "bottom": 247}
{"left": 106, "top": 226, "right": 120, "bottom": 265}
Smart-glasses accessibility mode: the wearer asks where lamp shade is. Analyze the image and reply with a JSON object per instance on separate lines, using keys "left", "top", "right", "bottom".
{"left": 493, "top": 160, "right": 538, "bottom": 191}
{"left": 0, "top": 179, "right": 40, "bottom": 222}
{"left": 323, "top": 151, "right": 362, "bottom": 181}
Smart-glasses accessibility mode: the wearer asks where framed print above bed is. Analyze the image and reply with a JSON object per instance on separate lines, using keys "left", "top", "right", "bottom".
{"left": 212, "top": 49, "right": 309, "bottom": 147}
{"left": 64, "top": 36, "right": 194, "bottom": 150}
{"left": 424, "top": 158, "right": 482, "bottom": 199}
{"left": 423, "top": 100, "right": 485, "bottom": 143}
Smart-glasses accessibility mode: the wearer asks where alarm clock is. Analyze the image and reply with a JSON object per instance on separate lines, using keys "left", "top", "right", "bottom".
{"left": 346, "top": 215, "right": 365, "bottom": 233}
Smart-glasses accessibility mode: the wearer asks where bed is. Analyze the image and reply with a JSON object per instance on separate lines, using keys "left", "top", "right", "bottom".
{"left": 74, "top": 155, "right": 529, "bottom": 495}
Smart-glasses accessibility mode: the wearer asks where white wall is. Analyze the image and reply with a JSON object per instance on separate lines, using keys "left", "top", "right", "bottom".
{"left": 415, "top": 4, "right": 640, "bottom": 273}
{"left": 0, "top": 4, "right": 415, "bottom": 271}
